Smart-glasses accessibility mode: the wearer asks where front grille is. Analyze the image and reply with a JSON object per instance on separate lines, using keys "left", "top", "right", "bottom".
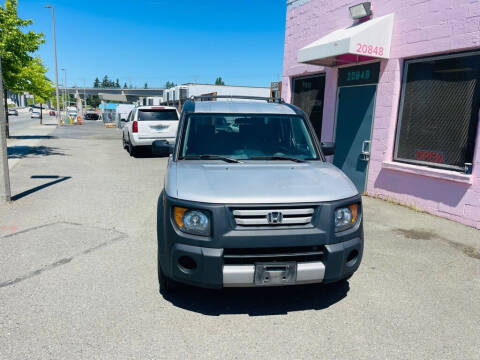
{"left": 223, "top": 246, "right": 324, "bottom": 265}
{"left": 232, "top": 207, "right": 314, "bottom": 227}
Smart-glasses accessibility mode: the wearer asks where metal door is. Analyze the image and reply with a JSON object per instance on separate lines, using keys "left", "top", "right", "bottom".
{"left": 333, "top": 85, "right": 376, "bottom": 193}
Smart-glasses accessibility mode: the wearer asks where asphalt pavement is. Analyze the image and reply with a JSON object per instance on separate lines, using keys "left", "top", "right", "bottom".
{"left": 0, "top": 121, "right": 479, "bottom": 359}
{"left": 8, "top": 110, "right": 47, "bottom": 135}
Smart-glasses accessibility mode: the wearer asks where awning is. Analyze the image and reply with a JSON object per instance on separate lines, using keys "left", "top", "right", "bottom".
{"left": 297, "top": 13, "right": 394, "bottom": 67}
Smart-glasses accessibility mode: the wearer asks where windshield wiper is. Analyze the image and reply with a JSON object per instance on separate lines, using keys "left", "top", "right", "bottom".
{"left": 249, "top": 155, "right": 305, "bottom": 163}
{"left": 183, "top": 155, "right": 242, "bottom": 163}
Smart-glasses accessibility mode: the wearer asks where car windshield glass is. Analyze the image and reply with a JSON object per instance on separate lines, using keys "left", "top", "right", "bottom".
{"left": 138, "top": 109, "right": 178, "bottom": 121}
{"left": 180, "top": 113, "right": 319, "bottom": 161}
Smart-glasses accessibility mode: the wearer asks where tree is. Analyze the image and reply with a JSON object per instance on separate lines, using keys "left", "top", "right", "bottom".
{"left": 93, "top": 77, "right": 100, "bottom": 88}
{"left": 19, "top": 57, "right": 53, "bottom": 123}
{"left": 215, "top": 77, "right": 225, "bottom": 85}
{"left": 144, "top": 82, "right": 148, "bottom": 89}
{"left": 123, "top": 82, "right": 127, "bottom": 89}
{"left": 0, "top": 0, "right": 46, "bottom": 136}
{"left": 115, "top": 78, "right": 120, "bottom": 88}
{"left": 101, "top": 75, "right": 110, "bottom": 88}
{"left": 88, "top": 94, "right": 100, "bottom": 108}
{"left": 165, "top": 81, "right": 176, "bottom": 89}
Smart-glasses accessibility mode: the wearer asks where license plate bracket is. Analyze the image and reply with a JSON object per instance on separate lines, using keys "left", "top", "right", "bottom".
{"left": 254, "top": 262, "right": 296, "bottom": 286}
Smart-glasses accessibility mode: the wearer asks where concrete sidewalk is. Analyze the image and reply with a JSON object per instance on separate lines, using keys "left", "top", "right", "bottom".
{"left": 7, "top": 116, "right": 59, "bottom": 170}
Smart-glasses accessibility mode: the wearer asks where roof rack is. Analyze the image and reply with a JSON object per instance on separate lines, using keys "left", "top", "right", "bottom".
{"left": 189, "top": 95, "right": 284, "bottom": 103}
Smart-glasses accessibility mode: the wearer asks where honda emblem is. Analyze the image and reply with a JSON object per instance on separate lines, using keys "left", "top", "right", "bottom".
{"left": 267, "top": 211, "right": 283, "bottom": 224}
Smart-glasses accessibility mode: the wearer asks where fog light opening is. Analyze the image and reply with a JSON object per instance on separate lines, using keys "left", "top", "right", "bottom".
{"left": 178, "top": 256, "right": 197, "bottom": 272}
{"left": 346, "top": 250, "right": 359, "bottom": 266}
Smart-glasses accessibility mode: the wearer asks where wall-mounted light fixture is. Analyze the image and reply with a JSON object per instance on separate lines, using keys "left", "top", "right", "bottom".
{"left": 349, "top": 2, "right": 372, "bottom": 20}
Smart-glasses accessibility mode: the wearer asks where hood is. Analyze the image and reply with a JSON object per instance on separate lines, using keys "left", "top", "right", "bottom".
{"left": 165, "top": 161, "right": 358, "bottom": 204}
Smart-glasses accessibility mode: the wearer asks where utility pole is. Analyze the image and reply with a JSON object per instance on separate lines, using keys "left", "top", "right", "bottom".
{"left": 45, "top": 5, "right": 61, "bottom": 126}
{"left": 0, "top": 55, "right": 12, "bottom": 202}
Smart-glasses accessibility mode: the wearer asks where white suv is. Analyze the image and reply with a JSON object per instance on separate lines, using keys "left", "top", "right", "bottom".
{"left": 122, "top": 105, "right": 179, "bottom": 156}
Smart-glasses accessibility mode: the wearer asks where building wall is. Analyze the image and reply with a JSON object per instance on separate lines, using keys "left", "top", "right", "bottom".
{"left": 282, "top": 0, "right": 480, "bottom": 229}
{"left": 145, "top": 97, "right": 162, "bottom": 105}
{"left": 163, "top": 84, "right": 271, "bottom": 104}
{"left": 186, "top": 84, "right": 271, "bottom": 99}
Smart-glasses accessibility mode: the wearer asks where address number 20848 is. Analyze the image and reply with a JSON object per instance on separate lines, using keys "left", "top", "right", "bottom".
{"left": 356, "top": 43, "right": 384, "bottom": 56}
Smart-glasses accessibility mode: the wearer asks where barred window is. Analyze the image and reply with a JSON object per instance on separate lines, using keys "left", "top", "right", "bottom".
{"left": 394, "top": 52, "right": 480, "bottom": 171}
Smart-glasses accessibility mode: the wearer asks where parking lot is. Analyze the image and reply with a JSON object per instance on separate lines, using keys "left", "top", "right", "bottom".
{"left": 0, "top": 120, "right": 479, "bottom": 359}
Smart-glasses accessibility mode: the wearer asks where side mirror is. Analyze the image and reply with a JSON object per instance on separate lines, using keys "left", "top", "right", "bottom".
{"left": 152, "top": 140, "right": 174, "bottom": 156}
{"left": 321, "top": 142, "right": 335, "bottom": 156}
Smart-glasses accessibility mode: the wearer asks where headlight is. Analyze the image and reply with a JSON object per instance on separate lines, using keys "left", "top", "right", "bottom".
{"left": 173, "top": 207, "right": 210, "bottom": 236}
{"left": 334, "top": 204, "right": 359, "bottom": 232}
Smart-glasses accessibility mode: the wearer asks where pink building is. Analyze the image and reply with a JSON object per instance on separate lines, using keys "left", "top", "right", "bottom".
{"left": 282, "top": 0, "right": 480, "bottom": 229}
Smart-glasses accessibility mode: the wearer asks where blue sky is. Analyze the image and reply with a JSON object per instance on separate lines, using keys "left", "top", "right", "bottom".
{"left": 17, "top": 0, "right": 287, "bottom": 88}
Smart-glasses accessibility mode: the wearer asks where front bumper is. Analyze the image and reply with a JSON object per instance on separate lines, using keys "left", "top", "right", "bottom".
{"left": 157, "top": 194, "right": 364, "bottom": 288}
{"left": 223, "top": 261, "right": 325, "bottom": 287}
{"left": 131, "top": 135, "right": 175, "bottom": 146}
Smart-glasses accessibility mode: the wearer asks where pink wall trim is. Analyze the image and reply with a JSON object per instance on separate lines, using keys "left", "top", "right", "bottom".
{"left": 282, "top": 0, "right": 480, "bottom": 229}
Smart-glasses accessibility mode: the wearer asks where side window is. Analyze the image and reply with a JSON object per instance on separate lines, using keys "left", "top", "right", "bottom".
{"left": 127, "top": 110, "right": 136, "bottom": 122}
{"left": 394, "top": 52, "right": 480, "bottom": 171}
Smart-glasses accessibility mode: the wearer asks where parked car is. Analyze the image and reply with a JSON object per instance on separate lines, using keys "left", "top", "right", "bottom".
{"left": 31, "top": 111, "right": 41, "bottom": 119}
{"left": 122, "top": 105, "right": 179, "bottom": 156}
{"left": 8, "top": 108, "right": 18, "bottom": 116}
{"left": 84, "top": 112, "right": 100, "bottom": 121}
{"left": 153, "top": 98, "right": 363, "bottom": 293}
{"left": 68, "top": 110, "right": 77, "bottom": 119}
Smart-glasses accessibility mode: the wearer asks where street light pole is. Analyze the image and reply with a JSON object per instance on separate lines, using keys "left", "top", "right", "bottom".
{"left": 45, "top": 5, "right": 61, "bottom": 126}
{"left": 0, "top": 55, "right": 12, "bottom": 202}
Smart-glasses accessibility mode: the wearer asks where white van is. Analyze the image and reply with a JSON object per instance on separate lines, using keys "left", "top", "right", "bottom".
{"left": 121, "top": 105, "right": 179, "bottom": 156}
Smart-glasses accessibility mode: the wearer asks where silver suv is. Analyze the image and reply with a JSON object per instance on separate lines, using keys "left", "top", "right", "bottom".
{"left": 154, "top": 97, "right": 363, "bottom": 292}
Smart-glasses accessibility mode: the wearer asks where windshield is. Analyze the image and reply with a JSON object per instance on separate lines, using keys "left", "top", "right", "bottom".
{"left": 180, "top": 113, "right": 319, "bottom": 160}
{"left": 138, "top": 109, "right": 178, "bottom": 121}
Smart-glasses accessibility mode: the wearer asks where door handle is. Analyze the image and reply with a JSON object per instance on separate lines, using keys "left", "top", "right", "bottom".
{"left": 361, "top": 140, "right": 371, "bottom": 161}
{"left": 361, "top": 140, "right": 371, "bottom": 155}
